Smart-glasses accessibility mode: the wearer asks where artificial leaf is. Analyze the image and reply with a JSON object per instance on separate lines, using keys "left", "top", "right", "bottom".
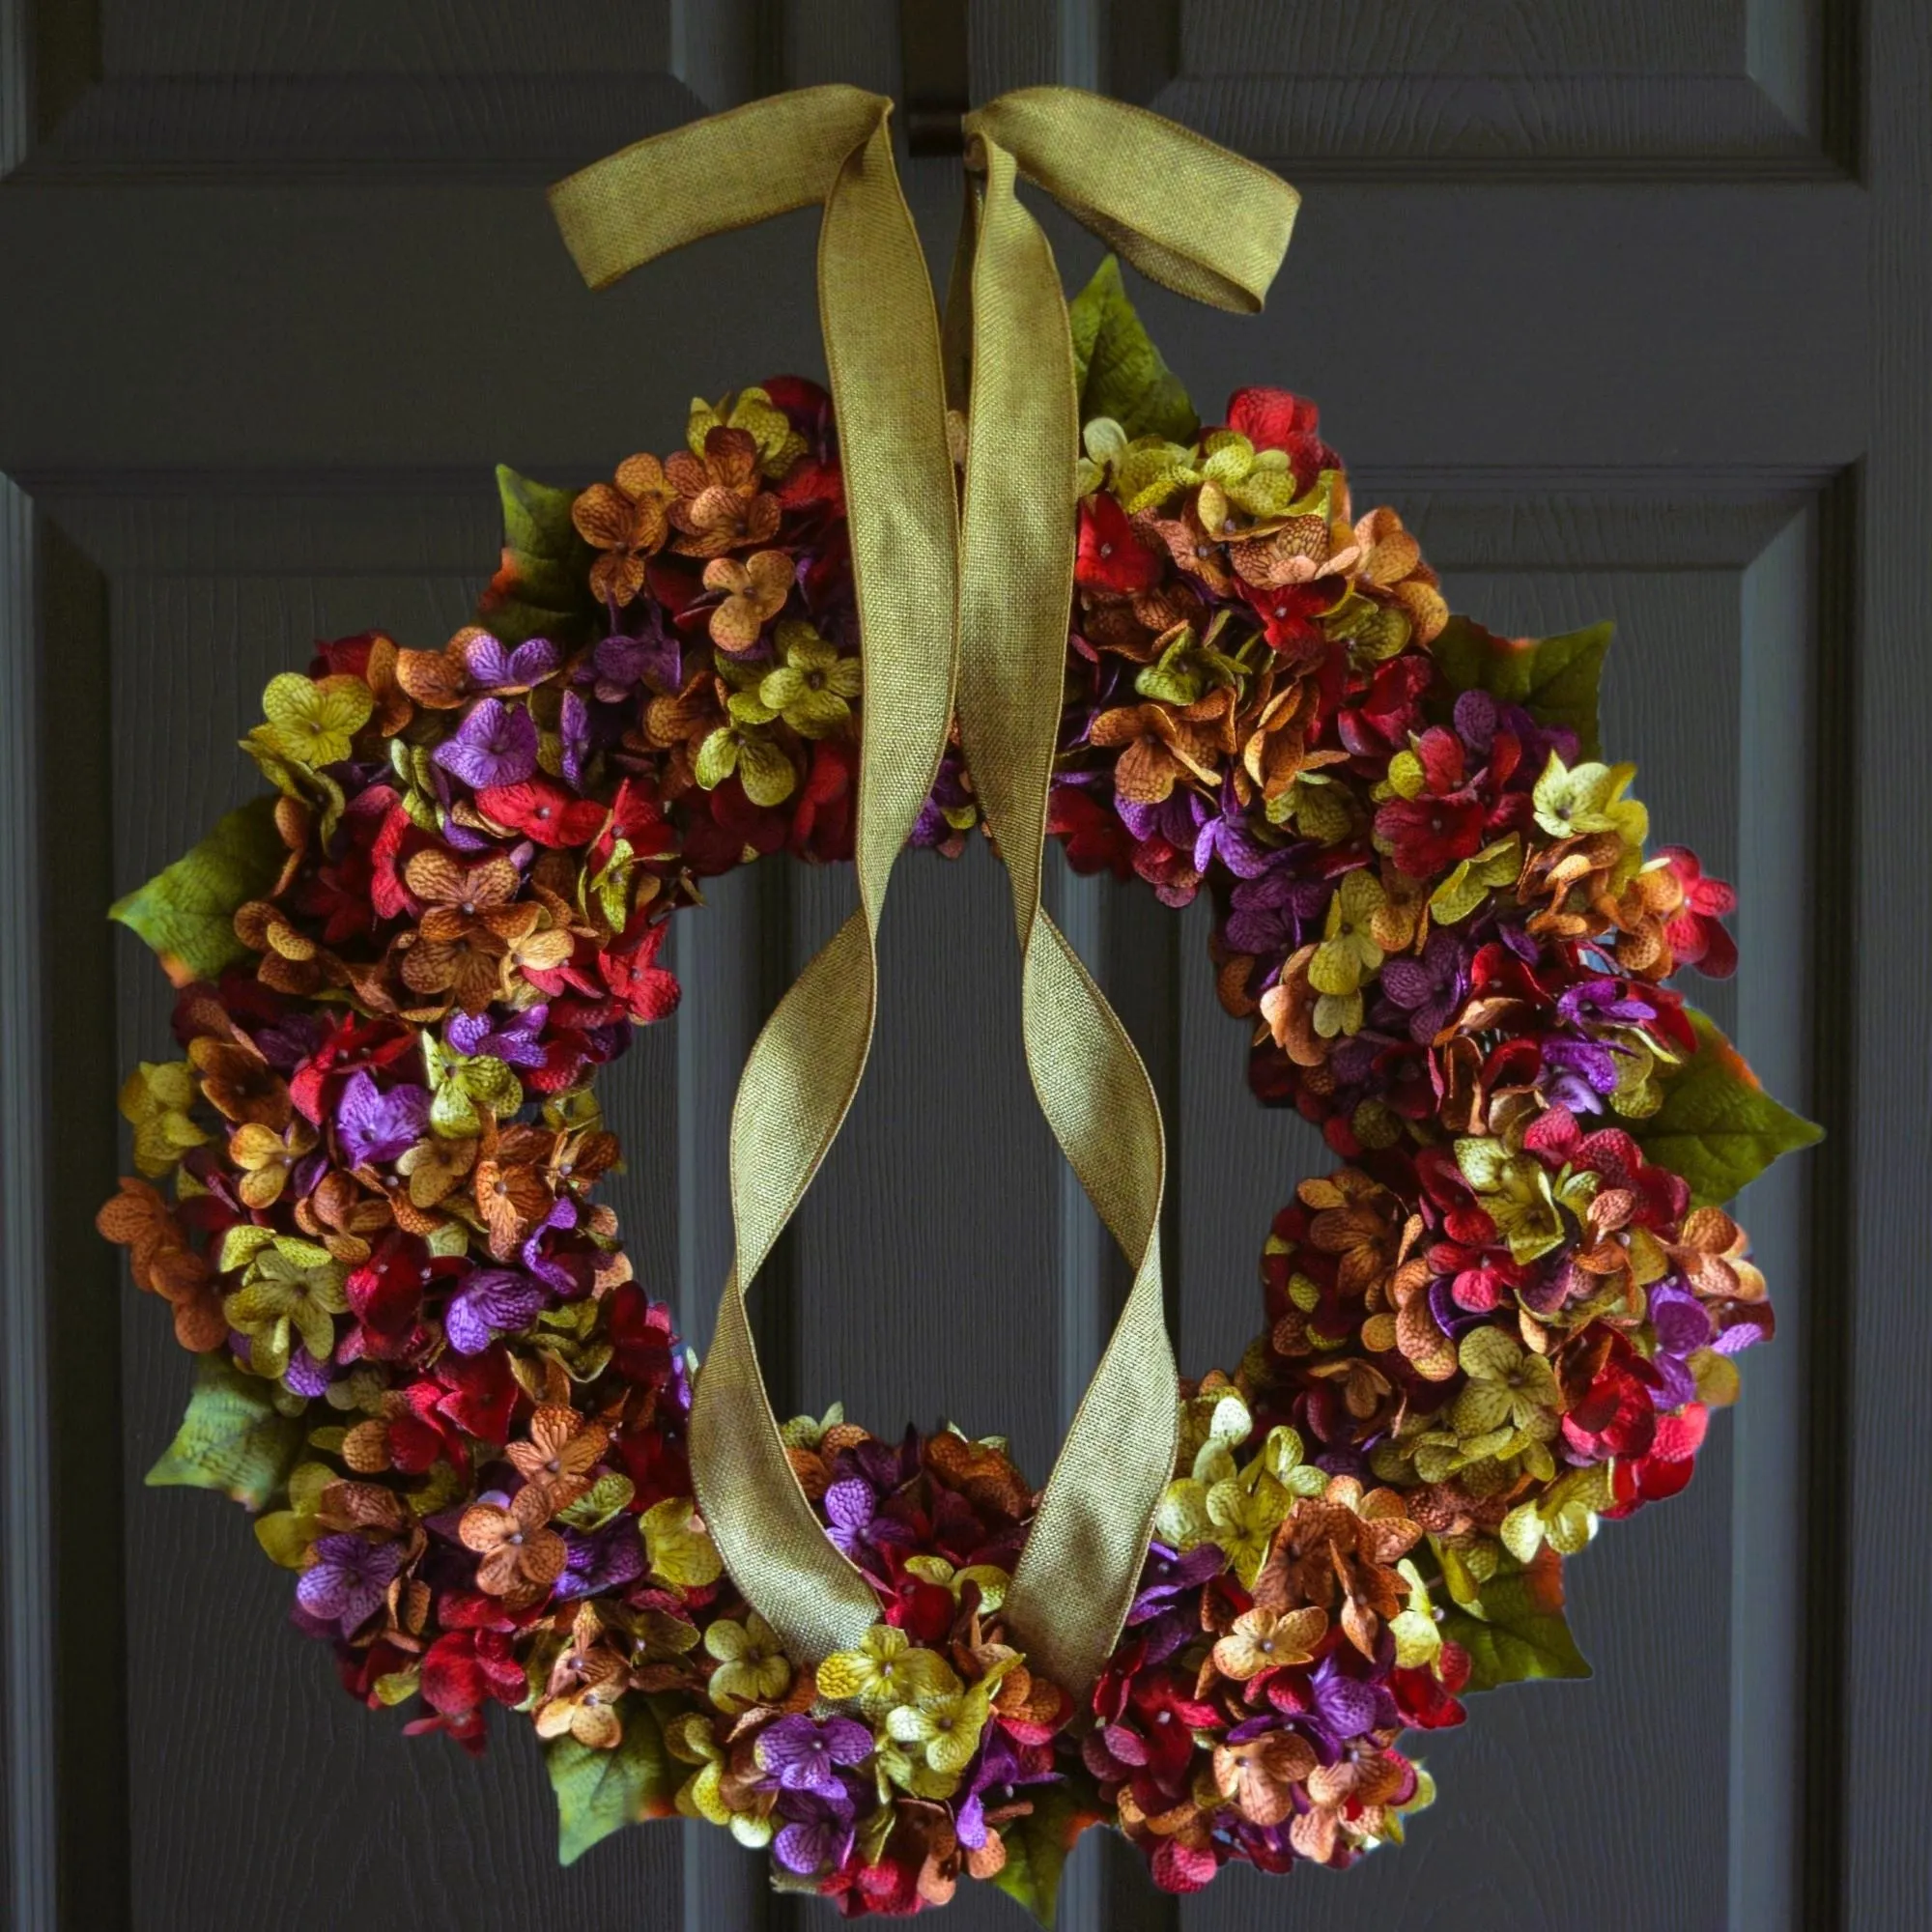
{"left": 1067, "top": 256, "right": 1199, "bottom": 445}
{"left": 547, "top": 1693, "right": 682, "bottom": 1865}
{"left": 477, "top": 465, "right": 600, "bottom": 649}
{"left": 1437, "top": 1548, "right": 1591, "bottom": 1690}
{"left": 146, "top": 1354, "right": 303, "bottom": 1511}
{"left": 1632, "top": 1008, "right": 1822, "bottom": 1207}
{"left": 991, "top": 1779, "right": 1104, "bottom": 1926}
{"left": 108, "top": 797, "right": 284, "bottom": 987}
{"left": 1430, "top": 616, "right": 1613, "bottom": 759}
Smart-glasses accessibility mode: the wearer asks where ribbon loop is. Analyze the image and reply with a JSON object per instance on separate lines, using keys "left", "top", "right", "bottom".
{"left": 553, "top": 87, "right": 961, "bottom": 1666}
{"left": 549, "top": 86, "right": 1294, "bottom": 1698}
{"left": 947, "top": 94, "right": 1295, "bottom": 1691}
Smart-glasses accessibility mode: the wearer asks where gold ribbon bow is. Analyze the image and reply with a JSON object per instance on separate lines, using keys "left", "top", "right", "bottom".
{"left": 549, "top": 85, "right": 1295, "bottom": 1697}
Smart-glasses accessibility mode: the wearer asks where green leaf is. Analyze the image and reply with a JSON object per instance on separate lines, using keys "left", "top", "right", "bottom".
{"left": 146, "top": 1354, "right": 303, "bottom": 1512}
{"left": 476, "top": 464, "right": 600, "bottom": 648}
{"left": 108, "top": 797, "right": 284, "bottom": 987}
{"left": 1438, "top": 1548, "right": 1591, "bottom": 1690}
{"left": 547, "top": 1694, "right": 683, "bottom": 1865}
{"left": 1633, "top": 1008, "right": 1822, "bottom": 1208}
{"left": 991, "top": 1780, "right": 1104, "bottom": 1926}
{"left": 1067, "top": 256, "right": 1199, "bottom": 445}
{"left": 1430, "top": 616, "right": 1614, "bottom": 759}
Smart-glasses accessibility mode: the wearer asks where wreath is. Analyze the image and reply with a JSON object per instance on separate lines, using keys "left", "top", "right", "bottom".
{"left": 97, "top": 89, "right": 1817, "bottom": 1920}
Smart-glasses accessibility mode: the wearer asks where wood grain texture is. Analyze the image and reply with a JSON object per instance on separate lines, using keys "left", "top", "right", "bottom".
{"left": 1842, "top": 0, "right": 1930, "bottom": 1922}
{"left": 13, "top": 0, "right": 772, "bottom": 178}
{"left": 1105, "top": 0, "right": 1845, "bottom": 178}
{"left": 0, "top": 477, "right": 50, "bottom": 1931}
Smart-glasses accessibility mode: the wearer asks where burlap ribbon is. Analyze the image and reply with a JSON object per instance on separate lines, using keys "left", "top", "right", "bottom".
{"left": 549, "top": 86, "right": 1295, "bottom": 1697}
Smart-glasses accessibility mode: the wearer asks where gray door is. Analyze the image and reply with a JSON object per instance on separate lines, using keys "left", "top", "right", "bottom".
{"left": 1, "top": 5, "right": 1922, "bottom": 1930}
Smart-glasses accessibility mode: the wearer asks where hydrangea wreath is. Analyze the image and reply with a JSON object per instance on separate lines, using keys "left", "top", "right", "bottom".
{"left": 100, "top": 262, "right": 1818, "bottom": 1918}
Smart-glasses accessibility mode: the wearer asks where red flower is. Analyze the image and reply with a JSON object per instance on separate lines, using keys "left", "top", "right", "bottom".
{"left": 607, "top": 1283, "right": 674, "bottom": 1388}
{"left": 475, "top": 777, "right": 609, "bottom": 848}
{"left": 1048, "top": 784, "right": 1134, "bottom": 878}
{"left": 1238, "top": 575, "right": 1333, "bottom": 655}
{"left": 791, "top": 739, "right": 856, "bottom": 861}
{"left": 598, "top": 916, "right": 680, "bottom": 1024}
{"left": 1658, "top": 845, "right": 1738, "bottom": 978}
{"left": 1374, "top": 793, "right": 1486, "bottom": 877}
{"left": 432, "top": 1343, "right": 520, "bottom": 1445}
{"left": 1224, "top": 387, "right": 1336, "bottom": 491}
{"left": 419, "top": 1628, "right": 526, "bottom": 1722}
{"left": 1076, "top": 491, "right": 1161, "bottom": 593}
{"left": 1560, "top": 1359, "right": 1657, "bottom": 1462}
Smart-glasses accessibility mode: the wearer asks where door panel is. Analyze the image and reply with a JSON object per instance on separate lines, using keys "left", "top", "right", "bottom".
{"left": 3, "top": 5, "right": 1919, "bottom": 1930}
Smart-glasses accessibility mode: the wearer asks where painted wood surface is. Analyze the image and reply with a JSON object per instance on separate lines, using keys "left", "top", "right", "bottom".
{"left": 1, "top": 4, "right": 1919, "bottom": 1929}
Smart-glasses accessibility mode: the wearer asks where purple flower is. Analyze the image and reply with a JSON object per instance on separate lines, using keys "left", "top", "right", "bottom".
{"left": 444, "top": 1267, "right": 548, "bottom": 1354}
{"left": 822, "top": 1478, "right": 878, "bottom": 1560}
{"left": 433, "top": 698, "right": 539, "bottom": 789}
{"left": 954, "top": 1733, "right": 1062, "bottom": 1851}
{"left": 1453, "top": 688, "right": 1500, "bottom": 754}
{"left": 522, "top": 1197, "right": 593, "bottom": 1297}
{"left": 772, "top": 1792, "right": 855, "bottom": 1876}
{"left": 334, "top": 1070, "right": 431, "bottom": 1167}
{"left": 1309, "top": 1653, "right": 1396, "bottom": 1745}
{"left": 1223, "top": 861, "right": 1331, "bottom": 958}
{"left": 1116, "top": 788, "right": 1205, "bottom": 851}
{"left": 282, "top": 1345, "right": 333, "bottom": 1399}
{"left": 558, "top": 688, "right": 593, "bottom": 790}
{"left": 1542, "top": 1036, "right": 1622, "bottom": 1097}
{"left": 460, "top": 632, "right": 559, "bottom": 693}
{"left": 595, "top": 604, "right": 682, "bottom": 697}
{"left": 1380, "top": 929, "right": 1467, "bottom": 1044}
{"left": 1557, "top": 978, "right": 1658, "bottom": 1029}
{"left": 446, "top": 1003, "right": 550, "bottom": 1068}
{"left": 1128, "top": 1540, "right": 1225, "bottom": 1625}
{"left": 295, "top": 1534, "right": 407, "bottom": 1637}
{"left": 554, "top": 1519, "right": 647, "bottom": 1601}
{"left": 756, "top": 1715, "right": 873, "bottom": 1797}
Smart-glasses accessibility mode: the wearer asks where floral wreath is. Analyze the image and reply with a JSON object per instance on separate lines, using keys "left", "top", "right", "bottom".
{"left": 97, "top": 89, "right": 1817, "bottom": 1920}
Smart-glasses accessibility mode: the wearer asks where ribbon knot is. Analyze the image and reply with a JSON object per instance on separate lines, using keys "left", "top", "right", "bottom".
{"left": 549, "top": 85, "right": 1295, "bottom": 1697}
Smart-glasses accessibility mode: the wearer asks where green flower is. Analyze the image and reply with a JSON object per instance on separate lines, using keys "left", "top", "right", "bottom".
{"left": 816, "top": 1622, "right": 955, "bottom": 1721}
{"left": 1193, "top": 429, "right": 1298, "bottom": 531}
{"left": 641, "top": 1495, "right": 724, "bottom": 1590}
{"left": 694, "top": 698, "right": 796, "bottom": 806}
{"left": 1443, "top": 1326, "right": 1560, "bottom": 1483}
{"left": 219, "top": 1232, "right": 348, "bottom": 1380}
{"left": 1133, "top": 619, "right": 1242, "bottom": 708}
{"left": 1430, "top": 835, "right": 1521, "bottom": 923}
{"left": 884, "top": 1678, "right": 993, "bottom": 1778}
{"left": 703, "top": 1611, "right": 790, "bottom": 1712}
{"left": 1532, "top": 752, "right": 1648, "bottom": 849}
{"left": 1454, "top": 1136, "right": 1567, "bottom": 1262}
{"left": 758, "top": 620, "right": 860, "bottom": 737}
{"left": 1309, "top": 869, "right": 1386, "bottom": 997}
{"left": 258, "top": 671, "right": 373, "bottom": 769}
{"left": 667, "top": 1712, "right": 775, "bottom": 1845}
{"left": 119, "top": 1060, "right": 209, "bottom": 1177}
{"left": 1500, "top": 1463, "right": 1612, "bottom": 1564}
{"left": 1387, "top": 1559, "right": 1442, "bottom": 1669}
{"left": 420, "top": 1031, "right": 524, "bottom": 1138}
{"left": 901, "top": 1554, "right": 1010, "bottom": 1612}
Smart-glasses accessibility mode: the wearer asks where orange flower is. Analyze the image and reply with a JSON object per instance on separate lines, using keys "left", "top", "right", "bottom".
{"left": 96, "top": 1179, "right": 227, "bottom": 1351}
{"left": 666, "top": 428, "right": 781, "bottom": 557}
{"left": 397, "top": 849, "right": 537, "bottom": 1012}
{"left": 573, "top": 454, "right": 677, "bottom": 606}
{"left": 1212, "top": 1729, "right": 1318, "bottom": 1827}
{"left": 1210, "top": 1605, "right": 1328, "bottom": 1681}
{"left": 1352, "top": 506, "right": 1447, "bottom": 644}
{"left": 187, "top": 1035, "right": 292, "bottom": 1127}
{"left": 1088, "top": 703, "right": 1220, "bottom": 804}
{"left": 459, "top": 1482, "right": 569, "bottom": 1599}
{"left": 472, "top": 1122, "right": 555, "bottom": 1258}
{"left": 507, "top": 1404, "right": 610, "bottom": 1488}
{"left": 704, "top": 549, "right": 793, "bottom": 648}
